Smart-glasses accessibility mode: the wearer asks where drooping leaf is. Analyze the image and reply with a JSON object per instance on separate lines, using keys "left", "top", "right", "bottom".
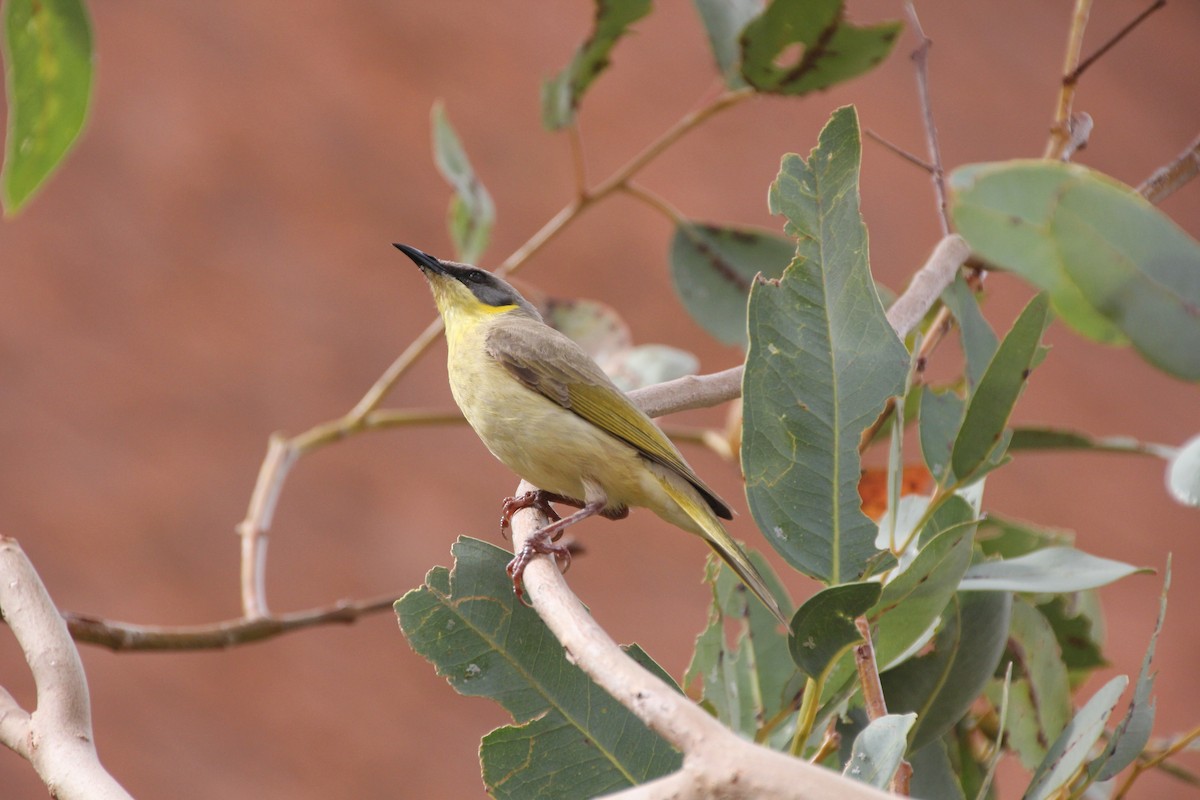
{"left": 431, "top": 101, "right": 494, "bottom": 262}
{"left": 743, "top": 106, "right": 909, "bottom": 583}
{"left": 1167, "top": 433, "right": 1200, "bottom": 507}
{"left": 740, "top": 0, "right": 901, "bottom": 96}
{"left": 669, "top": 221, "right": 793, "bottom": 347}
{"left": 1007, "top": 598, "right": 1071, "bottom": 752}
{"left": 692, "top": 0, "right": 762, "bottom": 88}
{"left": 2, "top": 0, "right": 94, "bottom": 214}
{"left": 1009, "top": 426, "right": 1174, "bottom": 459}
{"left": 1037, "top": 595, "right": 1107, "bottom": 677}
{"left": 842, "top": 713, "right": 917, "bottom": 788}
{"left": 959, "top": 547, "right": 1150, "bottom": 593}
{"left": 882, "top": 591, "right": 1013, "bottom": 753}
{"left": 396, "top": 538, "right": 680, "bottom": 798}
{"left": 541, "top": 0, "right": 652, "bottom": 130}
{"left": 686, "top": 553, "right": 798, "bottom": 736}
{"left": 941, "top": 274, "right": 998, "bottom": 392}
{"left": 950, "top": 160, "right": 1200, "bottom": 381}
{"left": 787, "top": 581, "right": 880, "bottom": 679}
{"left": 1024, "top": 676, "right": 1129, "bottom": 800}
{"left": 920, "top": 387, "right": 966, "bottom": 486}
{"left": 1091, "top": 560, "right": 1170, "bottom": 781}
{"left": 975, "top": 516, "right": 1074, "bottom": 559}
{"left": 950, "top": 294, "right": 1051, "bottom": 483}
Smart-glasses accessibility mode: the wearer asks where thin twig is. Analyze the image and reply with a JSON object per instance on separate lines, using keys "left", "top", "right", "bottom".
{"left": 1068, "top": 0, "right": 1167, "bottom": 84}
{"left": 567, "top": 123, "right": 588, "bottom": 196}
{"left": 904, "top": 4, "right": 951, "bottom": 235}
{"left": 621, "top": 181, "right": 688, "bottom": 226}
{"left": 66, "top": 592, "right": 402, "bottom": 652}
{"left": 864, "top": 128, "right": 935, "bottom": 173}
{"left": 1138, "top": 132, "right": 1200, "bottom": 204}
{"left": 853, "top": 618, "right": 911, "bottom": 795}
{"left": 1044, "top": 0, "right": 1094, "bottom": 159}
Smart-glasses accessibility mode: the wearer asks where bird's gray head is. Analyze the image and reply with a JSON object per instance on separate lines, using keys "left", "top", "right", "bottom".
{"left": 394, "top": 243, "right": 542, "bottom": 321}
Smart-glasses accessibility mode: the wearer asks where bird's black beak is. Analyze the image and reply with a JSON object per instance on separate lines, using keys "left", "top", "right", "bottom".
{"left": 393, "top": 243, "right": 447, "bottom": 275}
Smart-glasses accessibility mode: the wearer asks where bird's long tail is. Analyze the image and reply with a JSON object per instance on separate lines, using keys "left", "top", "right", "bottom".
{"left": 657, "top": 477, "right": 788, "bottom": 626}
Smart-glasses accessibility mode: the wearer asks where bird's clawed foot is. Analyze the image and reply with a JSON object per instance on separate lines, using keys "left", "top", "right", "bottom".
{"left": 499, "top": 490, "right": 573, "bottom": 540}
{"left": 506, "top": 529, "right": 573, "bottom": 606}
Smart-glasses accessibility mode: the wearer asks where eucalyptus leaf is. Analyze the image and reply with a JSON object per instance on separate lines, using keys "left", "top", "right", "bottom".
{"left": 950, "top": 160, "right": 1200, "bottom": 380}
{"left": 920, "top": 387, "right": 966, "bottom": 486}
{"left": 740, "top": 0, "right": 901, "bottom": 96}
{"left": 669, "top": 222, "right": 793, "bottom": 346}
{"left": 842, "top": 713, "right": 917, "bottom": 788}
{"left": 788, "top": 581, "right": 880, "bottom": 679}
{"left": 541, "top": 0, "right": 652, "bottom": 130}
{"left": 2, "top": 0, "right": 94, "bottom": 214}
{"left": 431, "top": 101, "right": 494, "bottom": 262}
{"left": 882, "top": 591, "right": 1013, "bottom": 753}
{"left": 960, "top": 547, "right": 1149, "bottom": 593}
{"left": 1166, "top": 433, "right": 1200, "bottom": 507}
{"left": 743, "top": 106, "right": 909, "bottom": 582}
{"left": 951, "top": 294, "right": 1051, "bottom": 483}
{"left": 1010, "top": 426, "right": 1174, "bottom": 459}
{"left": 692, "top": 0, "right": 762, "bottom": 88}
{"left": 941, "top": 274, "right": 998, "bottom": 392}
{"left": 1091, "top": 560, "right": 1170, "bottom": 781}
{"left": 1008, "top": 598, "right": 1071, "bottom": 749}
{"left": 1024, "top": 676, "right": 1129, "bottom": 800}
{"left": 396, "top": 538, "right": 680, "bottom": 798}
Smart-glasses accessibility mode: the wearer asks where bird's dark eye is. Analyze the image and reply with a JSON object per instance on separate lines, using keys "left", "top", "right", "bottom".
{"left": 466, "top": 270, "right": 485, "bottom": 283}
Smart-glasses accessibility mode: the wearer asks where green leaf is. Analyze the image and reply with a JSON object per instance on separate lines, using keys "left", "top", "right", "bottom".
{"left": 882, "top": 591, "right": 1013, "bottom": 753}
{"left": 910, "top": 737, "right": 968, "bottom": 800}
{"left": 431, "top": 101, "right": 494, "bottom": 263}
{"left": 685, "top": 553, "right": 797, "bottom": 737}
{"left": 692, "top": 0, "right": 762, "bottom": 88}
{"left": 941, "top": 274, "right": 998, "bottom": 392}
{"left": 996, "top": 678, "right": 1049, "bottom": 771}
{"left": 739, "top": 0, "right": 901, "bottom": 96}
{"left": 743, "top": 106, "right": 909, "bottom": 583}
{"left": 920, "top": 387, "right": 966, "bottom": 486}
{"left": 1037, "top": 596, "right": 1106, "bottom": 677}
{"left": 950, "top": 160, "right": 1200, "bottom": 381}
{"left": 396, "top": 538, "right": 680, "bottom": 798}
{"left": 788, "top": 581, "right": 880, "bottom": 679}
{"left": 1024, "top": 675, "right": 1129, "bottom": 800}
{"left": 669, "top": 222, "right": 793, "bottom": 347}
{"left": 976, "top": 516, "right": 1074, "bottom": 559}
{"left": 1008, "top": 598, "right": 1071, "bottom": 752}
{"left": 960, "top": 547, "right": 1150, "bottom": 593}
{"left": 1167, "top": 433, "right": 1200, "bottom": 507}
{"left": 950, "top": 294, "right": 1051, "bottom": 482}
{"left": 976, "top": 663, "right": 1013, "bottom": 800}
{"left": 2, "top": 0, "right": 93, "bottom": 214}
{"left": 871, "top": 522, "right": 976, "bottom": 671}
{"left": 843, "top": 713, "right": 917, "bottom": 788}
{"left": 1010, "top": 426, "right": 1174, "bottom": 459}
{"left": 1092, "top": 560, "right": 1170, "bottom": 781}
{"left": 541, "top": 0, "right": 652, "bottom": 130}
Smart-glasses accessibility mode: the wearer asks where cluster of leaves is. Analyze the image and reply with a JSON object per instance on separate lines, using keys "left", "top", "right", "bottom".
{"left": 392, "top": 1, "right": 1200, "bottom": 799}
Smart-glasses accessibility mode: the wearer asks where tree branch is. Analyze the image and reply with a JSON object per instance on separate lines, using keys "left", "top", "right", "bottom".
{"left": 1138, "top": 132, "right": 1200, "bottom": 204}
{"left": 0, "top": 537, "right": 132, "bottom": 799}
{"left": 508, "top": 495, "right": 894, "bottom": 800}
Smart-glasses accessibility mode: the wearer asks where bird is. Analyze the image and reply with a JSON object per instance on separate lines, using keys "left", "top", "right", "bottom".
{"left": 396, "top": 243, "right": 786, "bottom": 625}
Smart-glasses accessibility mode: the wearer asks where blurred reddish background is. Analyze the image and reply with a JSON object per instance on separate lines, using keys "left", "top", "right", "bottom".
{"left": 1, "top": 2, "right": 1197, "bottom": 797}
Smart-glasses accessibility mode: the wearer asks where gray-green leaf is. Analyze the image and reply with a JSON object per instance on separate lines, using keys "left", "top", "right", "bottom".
{"left": 740, "top": 0, "right": 901, "bottom": 96}
{"left": 692, "top": 0, "right": 762, "bottom": 88}
{"left": 843, "top": 713, "right": 917, "bottom": 788}
{"left": 950, "top": 160, "right": 1200, "bottom": 381}
{"left": 950, "top": 293, "right": 1051, "bottom": 483}
{"left": 1167, "top": 434, "right": 1200, "bottom": 507}
{"left": 669, "top": 221, "right": 793, "bottom": 347}
{"left": 396, "top": 537, "right": 680, "bottom": 798}
{"left": 1024, "top": 675, "right": 1128, "bottom": 800}
{"left": 959, "top": 547, "right": 1150, "bottom": 593}
{"left": 431, "top": 101, "right": 494, "bottom": 262}
{"left": 743, "top": 105, "right": 909, "bottom": 583}
{"left": 541, "top": 0, "right": 652, "bottom": 130}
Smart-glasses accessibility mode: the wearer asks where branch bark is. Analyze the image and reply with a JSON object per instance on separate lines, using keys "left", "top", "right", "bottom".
{"left": 0, "top": 537, "right": 133, "bottom": 799}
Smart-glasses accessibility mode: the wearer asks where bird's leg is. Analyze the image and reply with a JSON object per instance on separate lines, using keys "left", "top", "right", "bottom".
{"left": 507, "top": 499, "right": 605, "bottom": 604}
{"left": 499, "top": 490, "right": 581, "bottom": 539}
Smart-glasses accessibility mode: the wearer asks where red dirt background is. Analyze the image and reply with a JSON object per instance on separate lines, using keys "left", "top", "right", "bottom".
{"left": 1, "top": 2, "right": 1197, "bottom": 797}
